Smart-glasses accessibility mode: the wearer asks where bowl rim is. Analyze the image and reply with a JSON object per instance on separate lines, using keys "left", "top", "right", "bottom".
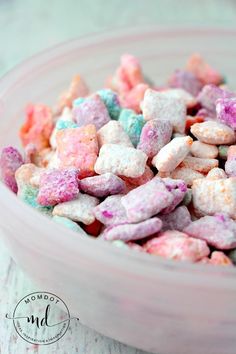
{"left": 1, "top": 26, "right": 236, "bottom": 284}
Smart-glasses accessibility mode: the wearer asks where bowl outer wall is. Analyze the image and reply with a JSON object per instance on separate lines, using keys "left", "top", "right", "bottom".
{"left": 0, "top": 27, "right": 236, "bottom": 354}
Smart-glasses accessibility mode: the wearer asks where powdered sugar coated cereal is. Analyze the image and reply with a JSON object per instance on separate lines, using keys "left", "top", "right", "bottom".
{"left": 94, "top": 144, "right": 147, "bottom": 178}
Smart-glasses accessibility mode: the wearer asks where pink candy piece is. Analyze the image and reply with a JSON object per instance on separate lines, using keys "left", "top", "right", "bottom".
{"left": 110, "top": 54, "right": 145, "bottom": 94}
{"left": 159, "top": 206, "right": 191, "bottom": 232}
{"left": 73, "top": 94, "right": 110, "bottom": 130}
{"left": 209, "top": 251, "right": 233, "bottom": 266}
{"left": 197, "top": 84, "right": 234, "bottom": 115}
{"left": 216, "top": 97, "right": 236, "bottom": 130}
{"left": 19, "top": 104, "right": 54, "bottom": 151}
{"left": 56, "top": 74, "right": 89, "bottom": 114}
{"left": 186, "top": 54, "right": 223, "bottom": 86}
{"left": 120, "top": 83, "right": 149, "bottom": 113}
{"left": 100, "top": 217, "right": 162, "bottom": 242}
{"left": 161, "top": 178, "right": 187, "bottom": 214}
{"left": 93, "top": 194, "right": 129, "bottom": 226}
{"left": 79, "top": 173, "right": 126, "bottom": 197}
{"left": 144, "top": 230, "right": 210, "bottom": 262}
{"left": 56, "top": 125, "right": 98, "bottom": 178}
{"left": 184, "top": 213, "right": 236, "bottom": 250}
{"left": 0, "top": 146, "right": 24, "bottom": 193}
{"left": 168, "top": 69, "right": 203, "bottom": 97}
{"left": 137, "top": 119, "right": 173, "bottom": 158}
{"left": 121, "top": 178, "right": 174, "bottom": 223}
{"left": 37, "top": 169, "right": 79, "bottom": 206}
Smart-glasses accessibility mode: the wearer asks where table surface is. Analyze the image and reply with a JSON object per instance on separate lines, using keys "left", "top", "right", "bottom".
{"left": 1, "top": 1, "right": 236, "bottom": 353}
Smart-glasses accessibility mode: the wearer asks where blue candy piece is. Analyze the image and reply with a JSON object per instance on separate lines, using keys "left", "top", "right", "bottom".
{"left": 20, "top": 185, "right": 52, "bottom": 216}
{"left": 52, "top": 215, "right": 86, "bottom": 233}
{"left": 97, "top": 89, "right": 121, "bottom": 120}
{"left": 118, "top": 109, "right": 145, "bottom": 147}
{"left": 56, "top": 120, "right": 78, "bottom": 130}
{"left": 72, "top": 97, "right": 86, "bottom": 108}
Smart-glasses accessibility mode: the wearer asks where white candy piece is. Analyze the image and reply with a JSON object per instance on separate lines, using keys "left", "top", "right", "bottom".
{"left": 152, "top": 136, "right": 193, "bottom": 172}
{"left": 192, "top": 178, "right": 236, "bottom": 219}
{"left": 161, "top": 88, "right": 197, "bottom": 108}
{"left": 97, "top": 121, "right": 133, "bottom": 147}
{"left": 171, "top": 167, "right": 204, "bottom": 187}
{"left": 141, "top": 89, "right": 186, "bottom": 133}
{"left": 94, "top": 144, "right": 148, "bottom": 178}
{"left": 190, "top": 141, "right": 218, "bottom": 159}
{"left": 52, "top": 193, "right": 99, "bottom": 225}
{"left": 206, "top": 167, "right": 227, "bottom": 180}
{"left": 191, "top": 121, "right": 236, "bottom": 145}
{"left": 179, "top": 156, "right": 218, "bottom": 173}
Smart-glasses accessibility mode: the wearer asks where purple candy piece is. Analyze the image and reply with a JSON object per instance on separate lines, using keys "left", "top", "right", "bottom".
{"left": 184, "top": 213, "right": 236, "bottom": 250}
{"left": 73, "top": 94, "right": 110, "bottom": 130}
{"left": 93, "top": 194, "right": 129, "bottom": 226}
{"left": 159, "top": 206, "right": 191, "bottom": 232}
{"left": 161, "top": 178, "right": 187, "bottom": 214}
{"left": 168, "top": 69, "right": 203, "bottom": 97}
{"left": 225, "top": 158, "right": 236, "bottom": 177}
{"left": 197, "top": 84, "right": 235, "bottom": 115}
{"left": 137, "top": 119, "right": 172, "bottom": 158}
{"left": 79, "top": 173, "right": 126, "bottom": 197}
{"left": 37, "top": 169, "right": 79, "bottom": 206}
{"left": 0, "top": 146, "right": 24, "bottom": 193}
{"left": 121, "top": 178, "right": 174, "bottom": 223}
{"left": 100, "top": 217, "right": 162, "bottom": 242}
{"left": 216, "top": 97, "right": 236, "bottom": 130}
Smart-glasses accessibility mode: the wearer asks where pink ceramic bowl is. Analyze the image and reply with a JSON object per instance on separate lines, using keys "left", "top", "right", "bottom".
{"left": 0, "top": 27, "right": 236, "bottom": 354}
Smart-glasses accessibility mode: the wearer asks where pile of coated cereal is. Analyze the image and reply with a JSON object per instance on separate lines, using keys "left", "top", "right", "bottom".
{"left": 1, "top": 53, "right": 236, "bottom": 266}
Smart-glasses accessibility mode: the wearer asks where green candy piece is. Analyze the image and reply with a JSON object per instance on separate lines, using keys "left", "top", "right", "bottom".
{"left": 218, "top": 145, "right": 229, "bottom": 160}
{"left": 118, "top": 109, "right": 145, "bottom": 147}
{"left": 20, "top": 185, "right": 52, "bottom": 216}
{"left": 97, "top": 89, "right": 121, "bottom": 120}
{"left": 52, "top": 215, "right": 86, "bottom": 233}
{"left": 56, "top": 120, "right": 78, "bottom": 130}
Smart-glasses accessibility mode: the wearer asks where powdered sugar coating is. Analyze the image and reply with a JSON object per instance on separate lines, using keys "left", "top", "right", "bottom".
{"left": 161, "top": 178, "right": 187, "bottom": 214}
{"left": 184, "top": 213, "right": 236, "bottom": 250}
{"left": 171, "top": 167, "right": 204, "bottom": 187}
{"left": 152, "top": 136, "right": 193, "bottom": 172}
{"left": 144, "top": 231, "right": 210, "bottom": 262}
{"left": 142, "top": 89, "right": 186, "bottom": 133}
{"left": 190, "top": 141, "right": 218, "bottom": 159}
{"left": 37, "top": 169, "right": 79, "bottom": 206}
{"left": 225, "top": 145, "right": 236, "bottom": 177}
{"left": 191, "top": 121, "right": 236, "bottom": 145}
{"left": 159, "top": 206, "right": 191, "bottom": 232}
{"left": 94, "top": 144, "right": 147, "bottom": 178}
{"left": 0, "top": 147, "right": 24, "bottom": 193}
{"left": 56, "top": 125, "right": 98, "bottom": 177}
{"left": 121, "top": 178, "right": 174, "bottom": 223}
{"left": 197, "top": 84, "right": 234, "bottom": 114}
{"left": 179, "top": 156, "right": 218, "bottom": 174}
{"left": 168, "top": 69, "right": 203, "bottom": 96}
{"left": 100, "top": 217, "right": 162, "bottom": 242}
{"left": 192, "top": 178, "right": 236, "bottom": 219}
{"left": 79, "top": 173, "right": 126, "bottom": 197}
{"left": 53, "top": 193, "right": 99, "bottom": 225}
{"left": 93, "top": 194, "right": 129, "bottom": 226}
{"left": 73, "top": 94, "right": 110, "bottom": 130}
{"left": 216, "top": 97, "right": 236, "bottom": 130}
{"left": 137, "top": 119, "right": 172, "bottom": 158}
{"left": 97, "top": 121, "right": 133, "bottom": 148}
